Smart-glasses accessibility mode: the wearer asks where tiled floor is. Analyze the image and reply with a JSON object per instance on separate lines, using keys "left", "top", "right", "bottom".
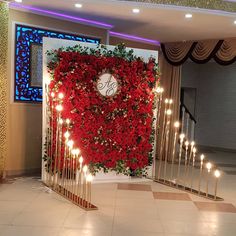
{"left": 0, "top": 150, "right": 236, "bottom": 236}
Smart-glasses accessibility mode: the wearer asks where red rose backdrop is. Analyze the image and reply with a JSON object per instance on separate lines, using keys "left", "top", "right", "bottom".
{"left": 46, "top": 44, "right": 159, "bottom": 175}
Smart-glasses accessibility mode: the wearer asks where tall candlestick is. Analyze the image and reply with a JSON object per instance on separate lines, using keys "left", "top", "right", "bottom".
{"left": 186, "top": 141, "right": 195, "bottom": 186}
{"left": 62, "top": 130, "right": 70, "bottom": 190}
{"left": 177, "top": 133, "right": 185, "bottom": 186}
{"left": 163, "top": 109, "right": 172, "bottom": 182}
{"left": 57, "top": 118, "right": 63, "bottom": 187}
{"left": 183, "top": 140, "right": 189, "bottom": 189}
{"left": 206, "top": 162, "right": 212, "bottom": 197}
{"left": 190, "top": 147, "right": 197, "bottom": 191}
{"left": 157, "top": 98, "right": 169, "bottom": 180}
{"left": 214, "top": 169, "right": 221, "bottom": 200}
{"left": 82, "top": 165, "right": 88, "bottom": 207}
{"left": 49, "top": 92, "right": 55, "bottom": 186}
{"left": 78, "top": 156, "right": 83, "bottom": 204}
{"left": 198, "top": 154, "right": 205, "bottom": 195}
{"left": 67, "top": 140, "right": 74, "bottom": 198}
{"left": 86, "top": 174, "right": 93, "bottom": 208}
{"left": 153, "top": 86, "right": 164, "bottom": 179}
{"left": 170, "top": 121, "right": 180, "bottom": 184}
{"left": 53, "top": 104, "right": 63, "bottom": 189}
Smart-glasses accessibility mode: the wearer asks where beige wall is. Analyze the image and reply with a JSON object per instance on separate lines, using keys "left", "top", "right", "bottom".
{"left": 6, "top": 9, "right": 108, "bottom": 176}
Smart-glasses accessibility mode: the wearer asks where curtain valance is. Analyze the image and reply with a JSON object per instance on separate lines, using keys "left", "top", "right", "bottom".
{"left": 161, "top": 38, "right": 236, "bottom": 66}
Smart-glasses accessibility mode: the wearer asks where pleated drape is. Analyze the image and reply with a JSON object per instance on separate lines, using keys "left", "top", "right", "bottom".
{"left": 156, "top": 53, "right": 181, "bottom": 164}
{"left": 161, "top": 38, "right": 236, "bottom": 66}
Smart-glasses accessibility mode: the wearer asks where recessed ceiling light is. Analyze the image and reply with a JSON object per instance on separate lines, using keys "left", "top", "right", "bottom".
{"left": 132, "top": 8, "right": 140, "bottom": 14}
{"left": 234, "top": 20, "right": 236, "bottom": 25}
{"left": 185, "top": 13, "right": 193, "bottom": 19}
{"left": 75, "top": 3, "right": 83, "bottom": 8}
{"left": 15, "top": 0, "right": 22, "bottom": 2}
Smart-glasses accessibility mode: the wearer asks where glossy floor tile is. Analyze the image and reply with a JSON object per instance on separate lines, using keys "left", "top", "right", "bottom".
{"left": 194, "top": 202, "right": 236, "bottom": 213}
{"left": 117, "top": 183, "right": 152, "bottom": 191}
{"left": 153, "top": 192, "right": 192, "bottom": 201}
{"left": 0, "top": 150, "right": 236, "bottom": 236}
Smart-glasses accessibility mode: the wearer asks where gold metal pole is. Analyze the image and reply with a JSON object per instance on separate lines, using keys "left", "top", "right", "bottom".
{"left": 183, "top": 140, "right": 189, "bottom": 189}
{"left": 214, "top": 170, "right": 221, "bottom": 200}
{"left": 177, "top": 134, "right": 185, "bottom": 186}
{"left": 206, "top": 162, "right": 212, "bottom": 197}
{"left": 53, "top": 105, "right": 62, "bottom": 189}
{"left": 198, "top": 154, "right": 205, "bottom": 195}
{"left": 190, "top": 147, "right": 197, "bottom": 192}
{"left": 153, "top": 87, "right": 164, "bottom": 179}
{"left": 186, "top": 141, "right": 195, "bottom": 187}
{"left": 170, "top": 121, "right": 180, "bottom": 184}
{"left": 157, "top": 98, "right": 169, "bottom": 180}
{"left": 163, "top": 109, "right": 172, "bottom": 182}
{"left": 49, "top": 92, "right": 55, "bottom": 186}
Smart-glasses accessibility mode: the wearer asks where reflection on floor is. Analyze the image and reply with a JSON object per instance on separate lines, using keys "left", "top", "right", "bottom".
{"left": 0, "top": 151, "right": 236, "bottom": 236}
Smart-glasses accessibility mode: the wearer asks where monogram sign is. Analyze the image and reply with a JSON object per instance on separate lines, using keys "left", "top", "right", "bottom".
{"left": 97, "top": 73, "right": 118, "bottom": 97}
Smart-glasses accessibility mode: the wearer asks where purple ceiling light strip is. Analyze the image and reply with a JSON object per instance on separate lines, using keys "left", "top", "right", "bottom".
{"left": 10, "top": 3, "right": 113, "bottom": 29}
{"left": 110, "top": 31, "right": 160, "bottom": 46}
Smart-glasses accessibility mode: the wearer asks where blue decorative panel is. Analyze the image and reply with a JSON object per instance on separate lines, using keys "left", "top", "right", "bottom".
{"left": 14, "top": 24, "right": 100, "bottom": 102}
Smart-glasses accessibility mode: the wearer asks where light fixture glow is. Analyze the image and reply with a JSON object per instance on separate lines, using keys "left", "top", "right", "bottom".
{"left": 169, "top": 99, "right": 173, "bottom": 104}
{"left": 15, "top": 0, "right": 22, "bottom": 2}
{"left": 193, "top": 147, "right": 197, "bottom": 153}
{"left": 200, "top": 154, "right": 205, "bottom": 161}
{"left": 86, "top": 174, "right": 93, "bottom": 182}
{"left": 214, "top": 170, "right": 221, "bottom": 178}
{"left": 174, "top": 121, "right": 180, "bottom": 128}
{"left": 74, "top": 148, "right": 80, "bottom": 156}
{"left": 234, "top": 20, "right": 236, "bottom": 25}
{"left": 64, "top": 131, "right": 70, "bottom": 139}
{"left": 191, "top": 141, "right": 195, "bottom": 147}
{"left": 206, "top": 162, "right": 212, "bottom": 171}
{"left": 132, "top": 8, "right": 140, "bottom": 14}
{"left": 58, "top": 93, "right": 64, "bottom": 99}
{"left": 155, "top": 87, "right": 164, "bottom": 94}
{"left": 75, "top": 3, "right": 82, "bottom": 8}
{"left": 180, "top": 133, "right": 185, "bottom": 140}
{"left": 83, "top": 165, "right": 88, "bottom": 173}
{"left": 67, "top": 140, "right": 74, "bottom": 148}
{"left": 165, "top": 99, "right": 169, "bottom": 104}
{"left": 166, "top": 109, "right": 172, "bottom": 115}
{"left": 44, "top": 76, "right": 51, "bottom": 85}
{"left": 185, "top": 140, "right": 189, "bottom": 146}
{"left": 79, "top": 156, "right": 84, "bottom": 164}
{"left": 66, "top": 118, "right": 70, "bottom": 125}
{"left": 185, "top": 13, "right": 193, "bottom": 19}
{"left": 56, "top": 104, "right": 63, "bottom": 112}
{"left": 59, "top": 118, "right": 63, "bottom": 125}
{"left": 71, "top": 149, "right": 77, "bottom": 156}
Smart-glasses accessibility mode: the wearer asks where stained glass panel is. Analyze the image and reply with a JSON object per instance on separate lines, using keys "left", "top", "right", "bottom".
{"left": 14, "top": 24, "right": 100, "bottom": 102}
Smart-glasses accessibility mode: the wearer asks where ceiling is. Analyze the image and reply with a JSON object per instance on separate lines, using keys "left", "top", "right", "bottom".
{"left": 9, "top": 0, "right": 236, "bottom": 43}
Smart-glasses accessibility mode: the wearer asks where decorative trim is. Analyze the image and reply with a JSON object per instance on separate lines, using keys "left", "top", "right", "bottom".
{"left": 0, "top": 2, "right": 8, "bottom": 178}
{"left": 14, "top": 24, "right": 100, "bottom": 103}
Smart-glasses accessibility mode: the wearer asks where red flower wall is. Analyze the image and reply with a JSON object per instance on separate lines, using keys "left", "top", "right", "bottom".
{"left": 48, "top": 49, "right": 159, "bottom": 174}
